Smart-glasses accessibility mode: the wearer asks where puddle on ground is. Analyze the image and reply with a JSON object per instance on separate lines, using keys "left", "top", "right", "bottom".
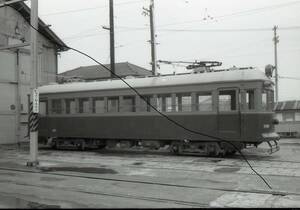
{"left": 0, "top": 194, "right": 60, "bottom": 209}
{"left": 193, "top": 158, "right": 222, "bottom": 163}
{"left": 214, "top": 167, "right": 240, "bottom": 173}
{"left": 39, "top": 177, "right": 65, "bottom": 182}
{"left": 132, "top": 162, "right": 144, "bottom": 165}
{"left": 39, "top": 151, "right": 53, "bottom": 156}
{"left": 40, "top": 167, "right": 118, "bottom": 174}
{"left": 0, "top": 172, "right": 16, "bottom": 176}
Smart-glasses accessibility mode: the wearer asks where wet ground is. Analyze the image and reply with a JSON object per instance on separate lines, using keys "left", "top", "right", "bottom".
{"left": 0, "top": 138, "right": 299, "bottom": 208}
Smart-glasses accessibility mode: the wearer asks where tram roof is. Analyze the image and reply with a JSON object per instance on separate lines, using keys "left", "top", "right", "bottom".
{"left": 39, "top": 69, "right": 271, "bottom": 94}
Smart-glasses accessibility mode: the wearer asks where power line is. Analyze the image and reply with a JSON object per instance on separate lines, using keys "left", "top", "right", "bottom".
{"left": 157, "top": 1, "right": 300, "bottom": 28}
{"left": 116, "top": 25, "right": 300, "bottom": 33}
{"left": 40, "top": 0, "right": 147, "bottom": 17}
{"left": 62, "top": 32, "right": 108, "bottom": 41}
{"left": 279, "top": 75, "right": 300, "bottom": 80}
{"left": 186, "top": 37, "right": 270, "bottom": 61}
{"left": 61, "top": 27, "right": 148, "bottom": 41}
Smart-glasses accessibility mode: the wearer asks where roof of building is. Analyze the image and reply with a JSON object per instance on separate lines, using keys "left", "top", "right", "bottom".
{"left": 59, "top": 62, "right": 152, "bottom": 80}
{"left": 39, "top": 68, "right": 271, "bottom": 94}
{"left": 8, "top": 1, "right": 67, "bottom": 51}
{"left": 275, "top": 100, "right": 300, "bottom": 111}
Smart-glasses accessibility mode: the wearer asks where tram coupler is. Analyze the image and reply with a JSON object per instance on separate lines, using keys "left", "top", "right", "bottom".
{"left": 267, "top": 140, "right": 280, "bottom": 154}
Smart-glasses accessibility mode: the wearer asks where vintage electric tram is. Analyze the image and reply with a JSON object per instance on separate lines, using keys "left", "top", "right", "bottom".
{"left": 37, "top": 67, "right": 280, "bottom": 156}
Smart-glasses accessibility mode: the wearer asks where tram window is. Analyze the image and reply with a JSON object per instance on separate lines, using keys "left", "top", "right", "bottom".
{"left": 93, "top": 98, "right": 105, "bottom": 113}
{"left": 268, "top": 90, "right": 274, "bottom": 110}
{"left": 79, "top": 98, "right": 90, "bottom": 113}
{"left": 175, "top": 93, "right": 192, "bottom": 112}
{"left": 276, "top": 113, "right": 283, "bottom": 122}
{"left": 66, "top": 99, "right": 76, "bottom": 114}
{"left": 219, "top": 90, "right": 237, "bottom": 111}
{"left": 262, "top": 91, "right": 267, "bottom": 110}
{"left": 157, "top": 94, "right": 172, "bottom": 112}
{"left": 107, "top": 97, "right": 119, "bottom": 112}
{"left": 39, "top": 101, "right": 47, "bottom": 115}
{"left": 139, "top": 95, "right": 152, "bottom": 112}
{"left": 123, "top": 96, "right": 136, "bottom": 112}
{"left": 197, "top": 93, "right": 212, "bottom": 111}
{"left": 246, "top": 90, "right": 255, "bottom": 110}
{"left": 51, "top": 99, "right": 62, "bottom": 114}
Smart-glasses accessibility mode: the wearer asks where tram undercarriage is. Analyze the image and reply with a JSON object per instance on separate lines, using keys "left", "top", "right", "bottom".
{"left": 43, "top": 136, "right": 280, "bottom": 157}
{"left": 44, "top": 137, "right": 250, "bottom": 157}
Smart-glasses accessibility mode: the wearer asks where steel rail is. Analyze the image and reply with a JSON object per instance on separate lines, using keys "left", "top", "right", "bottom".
{"left": 0, "top": 166, "right": 297, "bottom": 197}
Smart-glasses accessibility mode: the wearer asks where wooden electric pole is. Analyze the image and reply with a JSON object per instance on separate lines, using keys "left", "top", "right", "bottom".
{"left": 273, "top": 25, "right": 279, "bottom": 102}
{"left": 109, "top": 0, "right": 115, "bottom": 77}
{"left": 149, "top": 0, "right": 157, "bottom": 76}
{"left": 143, "top": 0, "right": 157, "bottom": 76}
{"left": 27, "top": 0, "right": 39, "bottom": 167}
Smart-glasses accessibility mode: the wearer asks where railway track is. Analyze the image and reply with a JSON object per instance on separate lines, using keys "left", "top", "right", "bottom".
{"left": 0, "top": 166, "right": 205, "bottom": 208}
{"left": 0, "top": 178, "right": 208, "bottom": 208}
{"left": 3, "top": 154, "right": 300, "bottom": 177}
{"left": 38, "top": 148, "right": 300, "bottom": 170}
{"left": 0, "top": 166, "right": 298, "bottom": 198}
{"left": 2, "top": 148, "right": 300, "bottom": 175}
{"left": 0, "top": 146, "right": 299, "bottom": 207}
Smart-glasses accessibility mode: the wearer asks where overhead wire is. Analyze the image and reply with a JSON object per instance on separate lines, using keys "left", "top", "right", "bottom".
{"left": 61, "top": 27, "right": 148, "bottom": 41}
{"left": 40, "top": 0, "right": 147, "bottom": 17}
{"left": 157, "top": 0, "right": 300, "bottom": 28}
{"left": 279, "top": 75, "right": 300, "bottom": 80}
{"left": 116, "top": 25, "right": 300, "bottom": 33}
{"left": 22, "top": 21, "right": 274, "bottom": 190}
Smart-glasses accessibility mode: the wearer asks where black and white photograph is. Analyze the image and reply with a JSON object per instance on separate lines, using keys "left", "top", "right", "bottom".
{"left": 0, "top": 0, "right": 300, "bottom": 208}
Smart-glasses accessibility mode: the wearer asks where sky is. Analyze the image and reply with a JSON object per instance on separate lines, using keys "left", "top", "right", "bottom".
{"left": 36, "top": 0, "right": 300, "bottom": 101}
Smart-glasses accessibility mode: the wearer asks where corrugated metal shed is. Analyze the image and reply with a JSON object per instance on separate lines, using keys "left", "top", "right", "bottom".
{"left": 0, "top": 1, "right": 67, "bottom": 144}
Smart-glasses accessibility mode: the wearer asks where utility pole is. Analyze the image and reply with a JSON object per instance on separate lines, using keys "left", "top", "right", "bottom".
{"left": 143, "top": 0, "right": 157, "bottom": 76}
{"left": 27, "top": 0, "right": 39, "bottom": 167}
{"left": 273, "top": 25, "right": 279, "bottom": 102}
{"left": 149, "top": 0, "right": 157, "bottom": 76}
{"left": 109, "top": 0, "right": 115, "bottom": 77}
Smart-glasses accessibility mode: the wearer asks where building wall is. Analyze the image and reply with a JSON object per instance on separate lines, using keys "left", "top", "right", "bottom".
{"left": 275, "top": 111, "right": 300, "bottom": 138}
{"left": 0, "top": 6, "right": 58, "bottom": 144}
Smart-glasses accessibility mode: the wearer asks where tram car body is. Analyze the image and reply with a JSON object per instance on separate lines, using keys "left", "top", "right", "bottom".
{"left": 38, "top": 68, "right": 280, "bottom": 155}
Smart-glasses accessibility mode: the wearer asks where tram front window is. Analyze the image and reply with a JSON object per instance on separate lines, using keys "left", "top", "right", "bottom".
{"left": 262, "top": 89, "right": 274, "bottom": 111}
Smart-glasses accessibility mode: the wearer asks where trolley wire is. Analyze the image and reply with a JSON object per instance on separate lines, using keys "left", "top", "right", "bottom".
{"left": 18, "top": 8, "right": 273, "bottom": 190}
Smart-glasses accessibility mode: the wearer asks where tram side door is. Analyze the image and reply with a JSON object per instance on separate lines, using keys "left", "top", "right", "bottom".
{"left": 217, "top": 88, "right": 241, "bottom": 139}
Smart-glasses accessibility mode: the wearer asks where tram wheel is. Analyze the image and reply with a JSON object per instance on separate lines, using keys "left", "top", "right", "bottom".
{"left": 170, "top": 144, "right": 181, "bottom": 155}
{"left": 98, "top": 144, "right": 106, "bottom": 149}
{"left": 227, "top": 150, "right": 237, "bottom": 155}
{"left": 51, "top": 140, "right": 57, "bottom": 149}
{"left": 77, "top": 140, "right": 86, "bottom": 151}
